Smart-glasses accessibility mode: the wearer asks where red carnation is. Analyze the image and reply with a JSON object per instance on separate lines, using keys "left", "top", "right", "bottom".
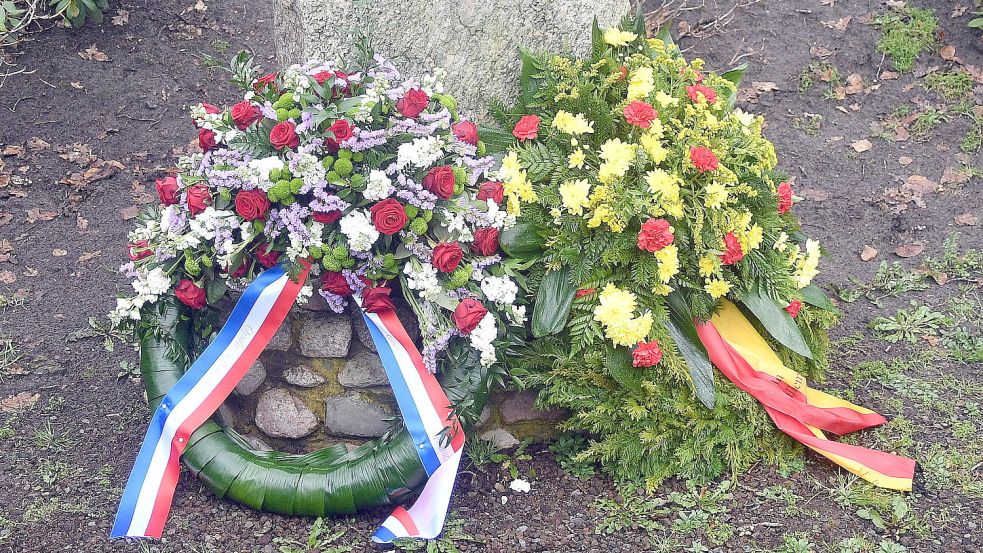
{"left": 312, "top": 210, "right": 342, "bottom": 224}
{"left": 471, "top": 227, "right": 499, "bottom": 256}
{"left": 632, "top": 341, "right": 663, "bottom": 367}
{"left": 422, "top": 166, "right": 456, "bottom": 200}
{"left": 270, "top": 121, "right": 299, "bottom": 151}
{"left": 234, "top": 189, "right": 271, "bottom": 221}
{"left": 175, "top": 279, "right": 207, "bottom": 310}
{"left": 369, "top": 199, "right": 408, "bottom": 235}
{"left": 451, "top": 121, "right": 479, "bottom": 145}
{"left": 186, "top": 184, "right": 211, "bottom": 216}
{"left": 477, "top": 181, "right": 505, "bottom": 204}
{"left": 777, "top": 182, "right": 794, "bottom": 214}
{"left": 623, "top": 101, "right": 658, "bottom": 129}
{"left": 636, "top": 218, "right": 674, "bottom": 253}
{"left": 254, "top": 243, "right": 281, "bottom": 268}
{"left": 512, "top": 114, "right": 540, "bottom": 141}
{"left": 231, "top": 101, "right": 262, "bottom": 130}
{"left": 686, "top": 84, "right": 717, "bottom": 104}
{"left": 127, "top": 240, "right": 152, "bottom": 261}
{"left": 198, "top": 127, "right": 218, "bottom": 152}
{"left": 690, "top": 146, "right": 719, "bottom": 173}
{"left": 396, "top": 88, "right": 430, "bottom": 118}
{"left": 574, "top": 288, "right": 596, "bottom": 299}
{"left": 432, "top": 242, "right": 464, "bottom": 273}
{"left": 254, "top": 72, "right": 277, "bottom": 91}
{"left": 720, "top": 232, "right": 744, "bottom": 265}
{"left": 785, "top": 299, "right": 802, "bottom": 318}
{"left": 361, "top": 286, "right": 394, "bottom": 313}
{"left": 155, "top": 175, "right": 179, "bottom": 205}
{"left": 321, "top": 271, "right": 353, "bottom": 296}
{"left": 452, "top": 298, "right": 488, "bottom": 334}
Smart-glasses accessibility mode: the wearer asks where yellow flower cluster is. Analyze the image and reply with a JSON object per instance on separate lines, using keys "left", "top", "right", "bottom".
{"left": 499, "top": 151, "right": 538, "bottom": 214}
{"left": 593, "top": 284, "right": 652, "bottom": 347}
{"left": 552, "top": 110, "right": 594, "bottom": 136}
{"left": 558, "top": 179, "right": 591, "bottom": 216}
{"left": 597, "top": 138, "right": 636, "bottom": 184}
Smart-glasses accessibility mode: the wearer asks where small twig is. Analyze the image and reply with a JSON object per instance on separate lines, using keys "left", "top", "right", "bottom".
{"left": 7, "top": 95, "right": 37, "bottom": 112}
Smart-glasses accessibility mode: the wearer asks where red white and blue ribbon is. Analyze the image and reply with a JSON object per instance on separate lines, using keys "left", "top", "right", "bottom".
{"left": 355, "top": 295, "right": 465, "bottom": 543}
{"left": 111, "top": 263, "right": 309, "bottom": 539}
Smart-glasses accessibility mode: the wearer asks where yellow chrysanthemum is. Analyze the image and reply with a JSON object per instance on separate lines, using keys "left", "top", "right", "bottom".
{"left": 568, "top": 149, "right": 586, "bottom": 169}
{"left": 655, "top": 244, "right": 679, "bottom": 283}
{"left": 593, "top": 283, "right": 637, "bottom": 327}
{"left": 605, "top": 312, "right": 652, "bottom": 347}
{"left": 654, "top": 90, "right": 678, "bottom": 107}
{"left": 603, "top": 28, "right": 638, "bottom": 47}
{"left": 558, "top": 179, "right": 592, "bottom": 216}
{"left": 773, "top": 231, "right": 789, "bottom": 252}
{"left": 793, "top": 239, "right": 821, "bottom": 289}
{"left": 698, "top": 255, "right": 718, "bottom": 278}
{"left": 499, "top": 151, "right": 537, "bottom": 215}
{"left": 639, "top": 132, "right": 668, "bottom": 165}
{"left": 598, "top": 138, "right": 636, "bottom": 183}
{"left": 628, "top": 67, "right": 655, "bottom": 100}
{"left": 704, "top": 181, "right": 729, "bottom": 209}
{"left": 705, "top": 278, "right": 732, "bottom": 299}
{"left": 645, "top": 170, "right": 684, "bottom": 218}
{"left": 744, "top": 224, "right": 764, "bottom": 252}
{"left": 552, "top": 110, "right": 594, "bottom": 135}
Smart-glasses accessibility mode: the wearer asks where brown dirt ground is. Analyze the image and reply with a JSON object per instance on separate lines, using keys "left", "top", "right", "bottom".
{"left": 0, "top": 0, "right": 981, "bottom": 552}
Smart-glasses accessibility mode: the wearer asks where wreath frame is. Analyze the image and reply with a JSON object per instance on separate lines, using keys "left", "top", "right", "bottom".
{"left": 140, "top": 294, "right": 491, "bottom": 515}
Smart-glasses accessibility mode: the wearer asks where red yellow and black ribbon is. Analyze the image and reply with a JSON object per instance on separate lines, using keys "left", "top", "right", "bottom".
{"left": 696, "top": 300, "right": 916, "bottom": 491}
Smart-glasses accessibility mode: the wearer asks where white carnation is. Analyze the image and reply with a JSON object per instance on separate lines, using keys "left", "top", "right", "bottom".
{"left": 339, "top": 210, "right": 380, "bottom": 252}
{"left": 480, "top": 275, "right": 518, "bottom": 305}
{"left": 397, "top": 136, "right": 444, "bottom": 169}
{"left": 363, "top": 170, "right": 394, "bottom": 201}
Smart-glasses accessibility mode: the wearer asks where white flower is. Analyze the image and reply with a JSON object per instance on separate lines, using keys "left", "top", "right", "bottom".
{"left": 403, "top": 262, "right": 441, "bottom": 302}
{"left": 469, "top": 313, "right": 498, "bottom": 367}
{"left": 339, "top": 210, "right": 379, "bottom": 252}
{"left": 509, "top": 305, "right": 527, "bottom": 326}
{"left": 509, "top": 478, "right": 531, "bottom": 493}
{"left": 363, "top": 170, "right": 394, "bottom": 201}
{"left": 396, "top": 136, "right": 444, "bottom": 169}
{"left": 480, "top": 275, "right": 518, "bottom": 305}
{"left": 441, "top": 209, "right": 473, "bottom": 242}
{"left": 248, "top": 156, "right": 285, "bottom": 190}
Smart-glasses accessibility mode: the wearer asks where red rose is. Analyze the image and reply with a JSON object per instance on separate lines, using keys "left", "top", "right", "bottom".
{"left": 575, "top": 288, "right": 596, "bottom": 299}
{"left": 234, "top": 189, "right": 271, "bottom": 221}
{"left": 632, "top": 341, "right": 663, "bottom": 367}
{"left": 423, "top": 166, "right": 456, "bottom": 200}
{"left": 623, "top": 101, "right": 658, "bottom": 129}
{"left": 690, "top": 146, "right": 719, "bottom": 173}
{"left": 720, "top": 232, "right": 744, "bottom": 265}
{"left": 452, "top": 298, "right": 488, "bottom": 334}
{"left": 326, "top": 119, "right": 354, "bottom": 150}
{"left": 198, "top": 127, "right": 218, "bottom": 151}
{"left": 227, "top": 260, "right": 249, "bottom": 279}
{"left": 476, "top": 181, "right": 505, "bottom": 204}
{"left": 231, "top": 101, "right": 262, "bottom": 130}
{"left": 155, "top": 175, "right": 179, "bottom": 205}
{"left": 321, "top": 271, "right": 353, "bottom": 296}
{"left": 270, "top": 121, "right": 299, "bottom": 151}
{"left": 361, "top": 286, "right": 394, "bottom": 313}
{"left": 785, "top": 299, "right": 802, "bottom": 318}
{"left": 254, "top": 243, "right": 281, "bottom": 268}
{"left": 777, "top": 182, "right": 793, "bottom": 214}
{"left": 471, "top": 227, "right": 499, "bottom": 256}
{"left": 175, "top": 279, "right": 207, "bottom": 310}
{"left": 451, "top": 121, "right": 479, "bottom": 145}
{"left": 432, "top": 242, "right": 464, "bottom": 273}
{"left": 186, "top": 184, "right": 211, "bottom": 216}
{"left": 396, "top": 88, "right": 430, "bottom": 118}
{"left": 369, "top": 199, "right": 408, "bottom": 235}
{"left": 127, "top": 239, "right": 152, "bottom": 261}
{"left": 313, "top": 210, "right": 342, "bottom": 224}
{"left": 637, "top": 218, "right": 674, "bottom": 252}
{"left": 201, "top": 102, "right": 220, "bottom": 115}
{"left": 686, "top": 84, "right": 717, "bottom": 104}
{"left": 512, "top": 114, "right": 540, "bottom": 141}
{"left": 254, "top": 72, "right": 277, "bottom": 91}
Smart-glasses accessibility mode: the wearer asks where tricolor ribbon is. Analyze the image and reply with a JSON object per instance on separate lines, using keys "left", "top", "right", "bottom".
{"left": 696, "top": 300, "right": 916, "bottom": 491}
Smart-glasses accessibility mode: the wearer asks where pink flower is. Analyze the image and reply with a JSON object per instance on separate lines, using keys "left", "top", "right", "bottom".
{"left": 632, "top": 341, "right": 663, "bottom": 367}
{"left": 720, "top": 232, "right": 744, "bottom": 266}
{"left": 785, "top": 300, "right": 802, "bottom": 318}
{"left": 686, "top": 84, "right": 717, "bottom": 104}
{"left": 777, "top": 182, "right": 794, "bottom": 214}
{"left": 623, "top": 101, "right": 658, "bottom": 128}
{"left": 690, "top": 147, "right": 719, "bottom": 173}
{"left": 512, "top": 115, "right": 540, "bottom": 141}
{"left": 636, "top": 218, "right": 674, "bottom": 252}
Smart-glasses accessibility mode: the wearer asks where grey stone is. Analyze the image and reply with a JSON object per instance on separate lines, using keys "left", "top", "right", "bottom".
{"left": 299, "top": 291, "right": 331, "bottom": 311}
{"left": 214, "top": 404, "right": 237, "bottom": 427}
{"left": 234, "top": 360, "right": 267, "bottom": 396}
{"left": 323, "top": 395, "right": 391, "bottom": 438}
{"left": 351, "top": 304, "right": 420, "bottom": 352}
{"left": 254, "top": 388, "right": 320, "bottom": 439}
{"left": 272, "top": 0, "right": 629, "bottom": 119}
{"left": 499, "top": 390, "right": 566, "bottom": 425}
{"left": 338, "top": 351, "right": 388, "bottom": 387}
{"left": 480, "top": 428, "right": 519, "bottom": 450}
{"left": 267, "top": 318, "right": 294, "bottom": 352}
{"left": 298, "top": 314, "right": 352, "bottom": 358}
{"left": 477, "top": 405, "right": 492, "bottom": 427}
{"left": 241, "top": 433, "right": 274, "bottom": 452}
{"left": 283, "top": 365, "right": 328, "bottom": 387}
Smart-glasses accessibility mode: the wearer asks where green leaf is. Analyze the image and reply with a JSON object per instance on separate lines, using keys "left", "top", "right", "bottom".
{"left": 652, "top": 24, "right": 674, "bottom": 47}
{"left": 605, "top": 346, "right": 643, "bottom": 394}
{"left": 801, "top": 284, "right": 835, "bottom": 312}
{"left": 632, "top": 5, "right": 647, "bottom": 37}
{"left": 477, "top": 124, "right": 515, "bottom": 154}
{"left": 591, "top": 16, "right": 607, "bottom": 59}
{"left": 206, "top": 278, "right": 228, "bottom": 305}
{"left": 666, "top": 292, "right": 715, "bottom": 409}
{"left": 720, "top": 63, "right": 748, "bottom": 110}
{"left": 531, "top": 266, "right": 575, "bottom": 338}
{"left": 739, "top": 285, "right": 813, "bottom": 359}
{"left": 519, "top": 48, "right": 543, "bottom": 107}
{"left": 968, "top": 17, "right": 983, "bottom": 29}
{"left": 499, "top": 222, "right": 545, "bottom": 259}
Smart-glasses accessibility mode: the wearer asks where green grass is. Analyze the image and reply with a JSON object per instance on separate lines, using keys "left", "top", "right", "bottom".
{"left": 924, "top": 70, "right": 975, "bottom": 102}
{"left": 874, "top": 7, "right": 939, "bottom": 72}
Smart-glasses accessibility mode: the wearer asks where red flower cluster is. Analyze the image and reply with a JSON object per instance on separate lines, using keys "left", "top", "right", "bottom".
{"left": 321, "top": 271, "right": 353, "bottom": 296}
{"left": 432, "top": 242, "right": 464, "bottom": 273}
{"left": 686, "top": 84, "right": 717, "bottom": 104}
{"left": 451, "top": 121, "right": 478, "bottom": 145}
{"left": 231, "top": 101, "right": 261, "bottom": 130}
{"left": 175, "top": 279, "right": 206, "bottom": 309}
{"left": 689, "top": 146, "right": 719, "bottom": 173}
{"left": 396, "top": 88, "right": 430, "bottom": 118}
{"left": 632, "top": 341, "right": 663, "bottom": 367}
{"left": 623, "top": 100, "right": 658, "bottom": 129}
{"left": 512, "top": 115, "right": 540, "bottom": 141}
{"left": 452, "top": 298, "right": 488, "bottom": 334}
{"left": 155, "top": 175, "right": 179, "bottom": 205}
{"left": 255, "top": 243, "right": 281, "bottom": 268}
{"left": 636, "top": 218, "right": 674, "bottom": 252}
{"left": 313, "top": 210, "right": 342, "bottom": 224}
{"left": 270, "top": 121, "right": 299, "bottom": 150}
{"left": 369, "top": 199, "right": 408, "bottom": 235}
{"left": 777, "top": 182, "right": 794, "bottom": 214}
{"left": 198, "top": 128, "right": 217, "bottom": 152}
{"left": 186, "top": 184, "right": 211, "bottom": 216}
{"left": 470, "top": 227, "right": 499, "bottom": 256}
{"left": 127, "top": 240, "right": 152, "bottom": 261}
{"left": 361, "top": 286, "right": 394, "bottom": 313}
{"left": 720, "top": 232, "right": 744, "bottom": 265}
{"left": 326, "top": 119, "right": 355, "bottom": 150}
{"left": 423, "top": 166, "right": 456, "bottom": 200}
{"left": 234, "top": 190, "right": 270, "bottom": 221}
{"left": 574, "top": 288, "right": 596, "bottom": 299}
{"left": 477, "top": 181, "right": 504, "bottom": 204}
{"left": 785, "top": 300, "right": 802, "bottom": 318}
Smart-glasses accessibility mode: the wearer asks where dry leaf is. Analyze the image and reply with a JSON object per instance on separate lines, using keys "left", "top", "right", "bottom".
{"left": 76, "top": 216, "right": 89, "bottom": 231}
{"left": 0, "top": 212, "right": 12, "bottom": 226}
{"left": 0, "top": 271, "right": 15, "bottom": 284}
{"left": 25, "top": 208, "right": 59, "bottom": 223}
{"left": 952, "top": 6, "right": 968, "bottom": 17}
{"left": 810, "top": 46, "right": 834, "bottom": 59}
{"left": 940, "top": 167, "right": 971, "bottom": 186}
{"left": 894, "top": 126, "right": 910, "bottom": 142}
{"left": 752, "top": 81, "right": 779, "bottom": 92}
{"left": 78, "top": 45, "right": 109, "bottom": 62}
{"left": 843, "top": 73, "right": 865, "bottom": 95}
{"left": 954, "top": 213, "right": 978, "bottom": 226}
{"left": 851, "top": 139, "right": 872, "bottom": 153}
{"left": 880, "top": 71, "right": 900, "bottom": 80}
{"left": 898, "top": 156, "right": 913, "bottom": 166}
{"left": 70, "top": 81, "right": 84, "bottom": 90}
{"left": 120, "top": 205, "right": 140, "bottom": 220}
{"left": 860, "top": 245, "right": 878, "bottom": 261}
{"left": 52, "top": 248, "right": 68, "bottom": 257}
{"left": 905, "top": 175, "right": 938, "bottom": 194}
{"left": 895, "top": 242, "right": 925, "bottom": 258}
{"left": 0, "top": 392, "right": 39, "bottom": 413}
{"left": 823, "top": 16, "right": 852, "bottom": 31}
{"left": 112, "top": 9, "right": 129, "bottom": 25}
{"left": 939, "top": 45, "right": 956, "bottom": 62}
{"left": 77, "top": 251, "right": 101, "bottom": 262}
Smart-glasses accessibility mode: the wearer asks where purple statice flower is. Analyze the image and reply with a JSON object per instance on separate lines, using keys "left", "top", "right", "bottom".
{"left": 119, "top": 262, "right": 139, "bottom": 279}
{"left": 318, "top": 289, "right": 347, "bottom": 313}
{"left": 295, "top": 110, "right": 317, "bottom": 134}
{"left": 260, "top": 101, "right": 278, "bottom": 121}
{"left": 404, "top": 241, "right": 433, "bottom": 263}
{"left": 421, "top": 328, "right": 459, "bottom": 373}
{"left": 160, "top": 205, "right": 187, "bottom": 234}
{"left": 371, "top": 54, "right": 401, "bottom": 82}
{"left": 309, "top": 192, "right": 349, "bottom": 214}
{"left": 269, "top": 203, "right": 313, "bottom": 244}
{"left": 393, "top": 173, "right": 437, "bottom": 210}
{"left": 343, "top": 268, "right": 366, "bottom": 295}
{"left": 342, "top": 128, "right": 387, "bottom": 152}
{"left": 473, "top": 255, "right": 502, "bottom": 271}
{"left": 204, "top": 148, "right": 253, "bottom": 190}
{"left": 462, "top": 155, "right": 496, "bottom": 185}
